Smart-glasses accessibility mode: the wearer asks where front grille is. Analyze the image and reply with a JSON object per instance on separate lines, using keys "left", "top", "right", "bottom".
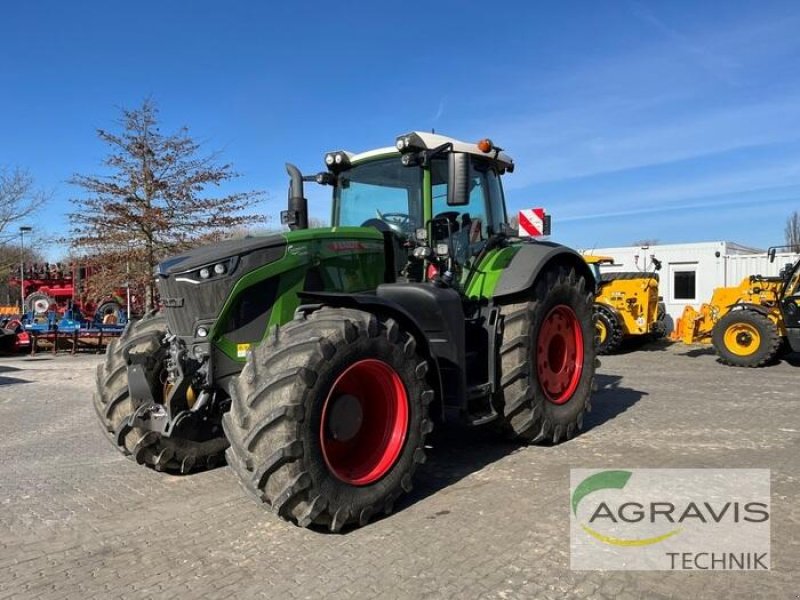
{"left": 157, "top": 276, "right": 234, "bottom": 338}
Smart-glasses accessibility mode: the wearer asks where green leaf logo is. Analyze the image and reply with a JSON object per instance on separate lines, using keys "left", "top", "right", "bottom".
{"left": 572, "top": 470, "right": 632, "bottom": 516}
{"left": 572, "top": 470, "right": 681, "bottom": 547}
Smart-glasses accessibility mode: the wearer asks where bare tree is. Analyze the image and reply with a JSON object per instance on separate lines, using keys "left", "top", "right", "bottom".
{"left": 0, "top": 167, "right": 49, "bottom": 236}
{"left": 0, "top": 170, "right": 49, "bottom": 306}
{"left": 69, "top": 99, "right": 266, "bottom": 311}
{"left": 786, "top": 210, "right": 800, "bottom": 253}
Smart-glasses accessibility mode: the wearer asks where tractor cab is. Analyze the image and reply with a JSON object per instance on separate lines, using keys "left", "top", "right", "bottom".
{"left": 284, "top": 131, "right": 514, "bottom": 289}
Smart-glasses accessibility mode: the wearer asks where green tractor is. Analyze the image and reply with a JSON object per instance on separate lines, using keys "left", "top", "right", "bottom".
{"left": 93, "top": 131, "right": 597, "bottom": 531}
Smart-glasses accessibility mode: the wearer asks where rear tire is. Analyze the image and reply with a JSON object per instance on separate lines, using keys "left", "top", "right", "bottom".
{"left": 93, "top": 311, "right": 228, "bottom": 473}
{"left": 712, "top": 310, "right": 781, "bottom": 367}
{"left": 594, "top": 306, "right": 623, "bottom": 355}
{"left": 223, "top": 307, "right": 433, "bottom": 531}
{"left": 496, "top": 264, "right": 595, "bottom": 443}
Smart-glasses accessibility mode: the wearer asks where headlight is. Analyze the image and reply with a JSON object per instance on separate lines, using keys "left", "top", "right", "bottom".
{"left": 174, "top": 257, "right": 238, "bottom": 284}
{"left": 394, "top": 132, "right": 426, "bottom": 153}
{"left": 323, "top": 151, "right": 351, "bottom": 171}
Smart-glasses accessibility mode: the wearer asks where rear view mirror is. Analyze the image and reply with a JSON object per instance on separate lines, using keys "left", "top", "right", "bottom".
{"left": 447, "top": 153, "right": 469, "bottom": 206}
{"left": 768, "top": 247, "right": 777, "bottom": 263}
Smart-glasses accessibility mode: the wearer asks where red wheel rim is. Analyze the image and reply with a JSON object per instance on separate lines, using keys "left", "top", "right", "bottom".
{"left": 535, "top": 305, "right": 584, "bottom": 405}
{"left": 320, "top": 359, "right": 409, "bottom": 486}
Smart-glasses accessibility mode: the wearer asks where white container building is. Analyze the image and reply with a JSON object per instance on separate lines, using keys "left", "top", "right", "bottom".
{"left": 585, "top": 241, "right": 800, "bottom": 331}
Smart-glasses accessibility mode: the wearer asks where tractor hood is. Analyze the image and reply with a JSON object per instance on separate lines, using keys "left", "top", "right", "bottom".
{"left": 154, "top": 227, "right": 387, "bottom": 348}
{"left": 156, "top": 234, "right": 288, "bottom": 277}
{"left": 155, "top": 234, "right": 288, "bottom": 343}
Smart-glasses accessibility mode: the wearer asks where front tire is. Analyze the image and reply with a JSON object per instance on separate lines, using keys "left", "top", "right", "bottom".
{"left": 223, "top": 307, "right": 433, "bottom": 531}
{"left": 496, "top": 264, "right": 595, "bottom": 444}
{"left": 712, "top": 309, "right": 781, "bottom": 367}
{"left": 594, "top": 306, "right": 623, "bottom": 354}
{"left": 92, "top": 311, "right": 228, "bottom": 473}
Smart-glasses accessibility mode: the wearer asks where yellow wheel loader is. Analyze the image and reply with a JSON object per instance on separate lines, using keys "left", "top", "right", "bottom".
{"left": 584, "top": 256, "right": 666, "bottom": 354}
{"left": 671, "top": 247, "right": 800, "bottom": 367}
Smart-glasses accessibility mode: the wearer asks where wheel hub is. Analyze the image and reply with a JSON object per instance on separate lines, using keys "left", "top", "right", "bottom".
{"left": 536, "top": 305, "right": 584, "bottom": 405}
{"left": 320, "top": 359, "right": 409, "bottom": 486}
{"left": 595, "top": 320, "right": 607, "bottom": 344}
{"left": 326, "top": 394, "right": 364, "bottom": 442}
{"left": 724, "top": 322, "right": 761, "bottom": 356}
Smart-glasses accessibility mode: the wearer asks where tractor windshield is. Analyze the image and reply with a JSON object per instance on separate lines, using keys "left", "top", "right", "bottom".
{"left": 334, "top": 157, "right": 423, "bottom": 236}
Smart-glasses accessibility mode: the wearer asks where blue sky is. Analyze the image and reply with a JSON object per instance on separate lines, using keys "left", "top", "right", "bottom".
{"left": 1, "top": 1, "right": 799, "bottom": 258}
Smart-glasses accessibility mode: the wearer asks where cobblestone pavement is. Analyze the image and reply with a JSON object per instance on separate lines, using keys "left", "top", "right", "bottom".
{"left": 0, "top": 342, "right": 798, "bottom": 599}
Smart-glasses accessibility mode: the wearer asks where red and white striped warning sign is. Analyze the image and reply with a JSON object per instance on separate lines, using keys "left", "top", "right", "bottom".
{"left": 518, "top": 208, "right": 547, "bottom": 237}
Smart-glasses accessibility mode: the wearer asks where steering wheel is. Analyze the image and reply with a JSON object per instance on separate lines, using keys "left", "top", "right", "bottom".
{"left": 377, "top": 210, "right": 412, "bottom": 229}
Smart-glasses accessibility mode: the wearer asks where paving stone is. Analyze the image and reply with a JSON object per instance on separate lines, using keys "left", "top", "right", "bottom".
{"left": 0, "top": 345, "right": 797, "bottom": 598}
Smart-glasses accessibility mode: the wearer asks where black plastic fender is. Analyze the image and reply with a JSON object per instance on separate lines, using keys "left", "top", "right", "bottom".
{"left": 298, "top": 284, "right": 467, "bottom": 419}
{"left": 493, "top": 241, "right": 596, "bottom": 300}
{"left": 726, "top": 302, "right": 771, "bottom": 317}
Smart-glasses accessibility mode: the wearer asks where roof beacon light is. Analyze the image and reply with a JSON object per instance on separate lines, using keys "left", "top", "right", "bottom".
{"left": 477, "top": 139, "right": 494, "bottom": 153}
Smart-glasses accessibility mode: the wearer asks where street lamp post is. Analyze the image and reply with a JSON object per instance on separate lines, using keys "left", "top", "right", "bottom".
{"left": 126, "top": 241, "right": 132, "bottom": 322}
{"left": 19, "top": 226, "right": 32, "bottom": 312}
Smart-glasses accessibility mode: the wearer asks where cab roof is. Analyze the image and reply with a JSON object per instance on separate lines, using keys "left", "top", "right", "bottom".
{"left": 333, "top": 131, "right": 514, "bottom": 171}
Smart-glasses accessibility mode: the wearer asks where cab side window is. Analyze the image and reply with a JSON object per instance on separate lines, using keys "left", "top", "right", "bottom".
{"left": 485, "top": 167, "right": 507, "bottom": 234}
{"left": 432, "top": 159, "right": 489, "bottom": 238}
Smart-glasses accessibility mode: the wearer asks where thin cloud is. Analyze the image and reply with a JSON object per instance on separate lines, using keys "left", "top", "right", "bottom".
{"left": 627, "top": 1, "right": 740, "bottom": 84}
{"left": 503, "top": 96, "right": 800, "bottom": 189}
{"left": 432, "top": 97, "right": 446, "bottom": 123}
{"left": 558, "top": 193, "right": 793, "bottom": 223}
{"left": 520, "top": 159, "right": 800, "bottom": 221}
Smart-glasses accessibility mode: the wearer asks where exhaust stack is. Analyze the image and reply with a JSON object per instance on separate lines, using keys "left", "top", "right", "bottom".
{"left": 281, "top": 163, "right": 308, "bottom": 230}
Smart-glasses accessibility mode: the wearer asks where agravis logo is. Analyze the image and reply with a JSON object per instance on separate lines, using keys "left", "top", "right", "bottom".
{"left": 569, "top": 469, "right": 771, "bottom": 571}
{"left": 572, "top": 470, "right": 681, "bottom": 547}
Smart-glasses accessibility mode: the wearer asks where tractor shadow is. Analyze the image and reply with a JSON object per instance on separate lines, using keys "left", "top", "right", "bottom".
{"left": 779, "top": 351, "right": 800, "bottom": 367}
{"left": 396, "top": 425, "right": 523, "bottom": 514}
{"left": 393, "top": 373, "right": 646, "bottom": 519}
{"left": 0, "top": 365, "right": 30, "bottom": 386}
{"left": 582, "top": 373, "right": 647, "bottom": 433}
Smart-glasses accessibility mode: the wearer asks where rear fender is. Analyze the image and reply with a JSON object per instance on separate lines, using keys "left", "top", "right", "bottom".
{"left": 493, "top": 242, "right": 596, "bottom": 300}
